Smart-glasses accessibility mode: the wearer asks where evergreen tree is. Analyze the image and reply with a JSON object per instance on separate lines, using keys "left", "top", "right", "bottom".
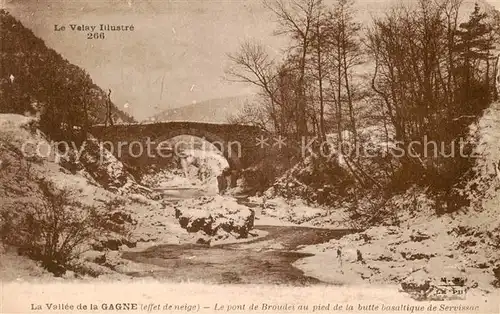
{"left": 454, "top": 3, "right": 495, "bottom": 106}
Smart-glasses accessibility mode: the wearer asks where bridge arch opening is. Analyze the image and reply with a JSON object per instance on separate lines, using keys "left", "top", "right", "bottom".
{"left": 89, "top": 122, "right": 262, "bottom": 193}
{"left": 153, "top": 129, "right": 242, "bottom": 171}
{"left": 151, "top": 134, "right": 240, "bottom": 194}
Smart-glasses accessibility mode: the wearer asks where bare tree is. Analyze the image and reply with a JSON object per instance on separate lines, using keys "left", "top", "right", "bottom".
{"left": 367, "top": 0, "right": 496, "bottom": 186}
{"left": 327, "top": 0, "right": 362, "bottom": 146}
{"left": 265, "top": 0, "right": 323, "bottom": 137}
{"left": 226, "top": 41, "right": 282, "bottom": 132}
{"left": 104, "top": 89, "right": 114, "bottom": 127}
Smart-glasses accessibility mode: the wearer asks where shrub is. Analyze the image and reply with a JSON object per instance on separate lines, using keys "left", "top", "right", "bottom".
{"left": 0, "top": 179, "right": 109, "bottom": 276}
{"left": 100, "top": 197, "right": 136, "bottom": 234}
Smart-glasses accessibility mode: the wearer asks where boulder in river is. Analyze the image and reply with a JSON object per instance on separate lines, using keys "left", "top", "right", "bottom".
{"left": 174, "top": 196, "right": 255, "bottom": 238}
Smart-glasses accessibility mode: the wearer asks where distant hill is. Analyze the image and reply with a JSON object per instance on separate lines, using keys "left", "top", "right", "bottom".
{"left": 148, "top": 95, "right": 257, "bottom": 124}
{"left": 0, "top": 9, "right": 135, "bottom": 138}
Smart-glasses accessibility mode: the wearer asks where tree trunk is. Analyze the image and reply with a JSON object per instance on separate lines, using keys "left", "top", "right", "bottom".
{"left": 316, "top": 21, "right": 325, "bottom": 141}
{"left": 343, "top": 46, "right": 356, "bottom": 147}
{"left": 337, "top": 32, "right": 343, "bottom": 147}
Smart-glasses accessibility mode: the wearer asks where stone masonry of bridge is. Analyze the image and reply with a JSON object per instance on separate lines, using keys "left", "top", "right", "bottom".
{"left": 90, "top": 121, "right": 268, "bottom": 172}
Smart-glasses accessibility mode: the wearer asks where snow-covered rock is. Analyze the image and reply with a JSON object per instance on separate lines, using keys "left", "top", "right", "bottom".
{"left": 174, "top": 196, "right": 255, "bottom": 238}
{"left": 81, "top": 250, "right": 106, "bottom": 264}
{"left": 65, "top": 136, "right": 131, "bottom": 191}
{"left": 261, "top": 197, "right": 326, "bottom": 224}
{"left": 180, "top": 148, "right": 229, "bottom": 178}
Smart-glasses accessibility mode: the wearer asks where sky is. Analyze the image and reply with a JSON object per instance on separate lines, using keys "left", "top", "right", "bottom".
{"left": 2, "top": 0, "right": 498, "bottom": 121}
{"left": 489, "top": 0, "right": 500, "bottom": 10}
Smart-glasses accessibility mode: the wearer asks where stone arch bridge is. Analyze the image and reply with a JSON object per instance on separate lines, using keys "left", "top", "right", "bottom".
{"left": 90, "top": 121, "right": 268, "bottom": 173}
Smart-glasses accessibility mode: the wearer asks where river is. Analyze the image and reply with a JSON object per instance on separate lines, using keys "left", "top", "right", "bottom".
{"left": 122, "top": 187, "right": 353, "bottom": 285}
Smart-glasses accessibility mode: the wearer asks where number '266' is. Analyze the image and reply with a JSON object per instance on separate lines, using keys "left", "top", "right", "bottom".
{"left": 87, "top": 32, "right": 105, "bottom": 39}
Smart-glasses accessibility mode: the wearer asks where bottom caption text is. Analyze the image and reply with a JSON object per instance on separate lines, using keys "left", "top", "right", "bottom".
{"left": 28, "top": 302, "right": 482, "bottom": 313}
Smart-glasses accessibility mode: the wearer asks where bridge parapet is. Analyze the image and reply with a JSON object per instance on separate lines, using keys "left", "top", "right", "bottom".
{"left": 90, "top": 121, "right": 268, "bottom": 170}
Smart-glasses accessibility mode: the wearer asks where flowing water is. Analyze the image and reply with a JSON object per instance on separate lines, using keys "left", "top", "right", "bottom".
{"left": 122, "top": 187, "right": 352, "bottom": 285}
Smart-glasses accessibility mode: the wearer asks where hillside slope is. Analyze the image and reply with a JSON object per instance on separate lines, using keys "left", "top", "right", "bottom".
{"left": 272, "top": 101, "right": 500, "bottom": 299}
{"left": 0, "top": 113, "right": 196, "bottom": 279}
{"left": 0, "top": 9, "right": 135, "bottom": 126}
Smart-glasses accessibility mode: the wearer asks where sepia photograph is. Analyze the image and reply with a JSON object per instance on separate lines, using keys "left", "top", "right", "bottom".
{"left": 1, "top": 0, "right": 500, "bottom": 313}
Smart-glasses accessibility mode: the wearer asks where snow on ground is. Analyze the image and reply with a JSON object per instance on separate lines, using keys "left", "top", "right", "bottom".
{"left": 290, "top": 103, "right": 500, "bottom": 299}
{"left": 464, "top": 101, "right": 500, "bottom": 231}
{"left": 292, "top": 192, "right": 499, "bottom": 301}
{"left": 2, "top": 107, "right": 498, "bottom": 300}
{"left": 250, "top": 196, "right": 351, "bottom": 229}
{"left": 142, "top": 168, "right": 197, "bottom": 188}
{"left": 0, "top": 114, "right": 43, "bottom": 145}
{"left": 0, "top": 114, "right": 204, "bottom": 279}
{"left": 289, "top": 178, "right": 499, "bottom": 298}
{"left": 141, "top": 148, "right": 228, "bottom": 195}
{"left": 325, "top": 123, "right": 397, "bottom": 157}
{"left": 181, "top": 149, "right": 229, "bottom": 175}
{"left": 0, "top": 245, "right": 53, "bottom": 282}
